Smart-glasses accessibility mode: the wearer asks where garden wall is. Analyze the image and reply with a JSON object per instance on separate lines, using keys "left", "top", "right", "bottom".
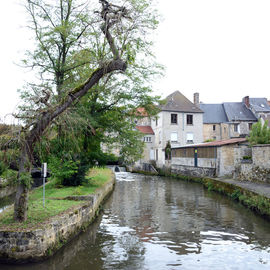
{"left": 234, "top": 145, "right": 270, "bottom": 183}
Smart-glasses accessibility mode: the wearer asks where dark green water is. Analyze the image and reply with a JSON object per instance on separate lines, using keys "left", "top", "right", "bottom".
{"left": 1, "top": 172, "right": 270, "bottom": 269}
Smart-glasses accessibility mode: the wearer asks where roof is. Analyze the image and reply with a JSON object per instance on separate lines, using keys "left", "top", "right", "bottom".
{"left": 160, "top": 91, "right": 203, "bottom": 113}
{"left": 223, "top": 102, "right": 257, "bottom": 121}
{"left": 136, "top": 125, "right": 154, "bottom": 135}
{"left": 249, "top": 98, "right": 270, "bottom": 113}
{"left": 172, "top": 138, "right": 247, "bottom": 149}
{"left": 199, "top": 104, "right": 228, "bottom": 123}
{"left": 135, "top": 107, "right": 148, "bottom": 117}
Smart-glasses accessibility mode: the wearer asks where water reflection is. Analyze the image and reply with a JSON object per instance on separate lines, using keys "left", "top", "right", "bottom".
{"left": 0, "top": 193, "right": 15, "bottom": 213}
{"left": 1, "top": 172, "right": 270, "bottom": 269}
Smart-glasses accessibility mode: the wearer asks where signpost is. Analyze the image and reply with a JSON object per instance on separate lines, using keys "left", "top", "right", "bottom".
{"left": 42, "top": 163, "right": 47, "bottom": 208}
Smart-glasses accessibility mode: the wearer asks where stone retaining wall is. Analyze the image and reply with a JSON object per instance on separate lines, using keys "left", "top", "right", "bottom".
{"left": 0, "top": 185, "right": 17, "bottom": 199}
{"left": 0, "top": 175, "right": 115, "bottom": 263}
{"left": 171, "top": 164, "right": 216, "bottom": 177}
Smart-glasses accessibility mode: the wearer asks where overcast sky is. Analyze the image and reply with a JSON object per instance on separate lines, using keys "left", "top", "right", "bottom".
{"left": 1, "top": 0, "right": 270, "bottom": 122}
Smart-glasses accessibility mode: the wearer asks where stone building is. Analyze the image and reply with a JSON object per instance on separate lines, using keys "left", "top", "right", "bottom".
{"left": 244, "top": 96, "right": 270, "bottom": 128}
{"left": 199, "top": 104, "right": 229, "bottom": 141}
{"left": 199, "top": 95, "right": 260, "bottom": 141}
{"left": 171, "top": 138, "right": 248, "bottom": 177}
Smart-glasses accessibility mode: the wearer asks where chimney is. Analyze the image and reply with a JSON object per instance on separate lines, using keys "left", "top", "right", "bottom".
{"left": 243, "top": 96, "right": 250, "bottom": 108}
{"left": 193, "top": 92, "right": 199, "bottom": 107}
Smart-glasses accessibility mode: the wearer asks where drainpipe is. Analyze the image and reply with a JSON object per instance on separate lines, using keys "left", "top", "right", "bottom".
{"left": 182, "top": 113, "right": 185, "bottom": 131}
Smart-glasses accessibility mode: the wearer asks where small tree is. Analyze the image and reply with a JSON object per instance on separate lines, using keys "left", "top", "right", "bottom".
{"left": 248, "top": 119, "right": 270, "bottom": 145}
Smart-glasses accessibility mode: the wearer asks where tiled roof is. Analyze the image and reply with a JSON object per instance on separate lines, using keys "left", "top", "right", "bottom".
{"left": 223, "top": 102, "right": 257, "bottom": 121}
{"left": 135, "top": 107, "right": 148, "bottom": 116}
{"left": 160, "top": 91, "right": 203, "bottom": 113}
{"left": 172, "top": 138, "right": 247, "bottom": 149}
{"left": 199, "top": 104, "right": 228, "bottom": 123}
{"left": 249, "top": 98, "right": 270, "bottom": 113}
{"left": 136, "top": 125, "right": 154, "bottom": 135}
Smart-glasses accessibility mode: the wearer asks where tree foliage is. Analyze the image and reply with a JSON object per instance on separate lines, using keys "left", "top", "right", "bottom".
{"left": 248, "top": 120, "right": 270, "bottom": 145}
{"left": 3, "top": 0, "right": 161, "bottom": 222}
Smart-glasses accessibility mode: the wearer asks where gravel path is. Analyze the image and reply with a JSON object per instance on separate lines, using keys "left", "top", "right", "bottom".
{"left": 214, "top": 178, "right": 270, "bottom": 199}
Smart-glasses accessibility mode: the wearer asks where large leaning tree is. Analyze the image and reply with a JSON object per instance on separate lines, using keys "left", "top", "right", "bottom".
{"left": 7, "top": 0, "right": 161, "bottom": 222}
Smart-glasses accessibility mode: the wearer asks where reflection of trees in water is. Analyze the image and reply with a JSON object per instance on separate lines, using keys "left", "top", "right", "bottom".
{"left": 0, "top": 193, "right": 15, "bottom": 213}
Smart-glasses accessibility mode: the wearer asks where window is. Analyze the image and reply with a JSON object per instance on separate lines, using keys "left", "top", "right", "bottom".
{"left": 213, "top": 124, "right": 216, "bottom": 131}
{"left": 187, "top": 114, "right": 193, "bottom": 125}
{"left": 186, "top": 133, "right": 194, "bottom": 143}
{"left": 150, "top": 149, "right": 155, "bottom": 160}
{"left": 170, "top": 132, "right": 178, "bottom": 142}
{"left": 156, "top": 149, "right": 158, "bottom": 161}
{"left": 234, "top": 124, "right": 239, "bottom": 132}
{"left": 171, "top": 114, "right": 177, "bottom": 124}
{"left": 249, "top": 123, "right": 253, "bottom": 130}
{"left": 155, "top": 117, "right": 158, "bottom": 126}
{"left": 144, "top": 136, "right": 152, "bottom": 142}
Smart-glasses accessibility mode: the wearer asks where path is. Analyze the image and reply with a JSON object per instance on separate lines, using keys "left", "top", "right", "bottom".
{"left": 214, "top": 178, "right": 270, "bottom": 199}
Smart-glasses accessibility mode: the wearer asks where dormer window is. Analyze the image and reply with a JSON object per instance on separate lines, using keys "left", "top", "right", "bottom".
{"left": 171, "top": 114, "right": 177, "bottom": 124}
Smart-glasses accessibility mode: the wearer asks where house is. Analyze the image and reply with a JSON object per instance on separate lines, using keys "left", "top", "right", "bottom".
{"left": 199, "top": 95, "right": 259, "bottom": 141}
{"left": 199, "top": 104, "right": 229, "bottom": 141}
{"left": 135, "top": 125, "right": 155, "bottom": 163}
{"left": 135, "top": 91, "right": 204, "bottom": 168}
{"left": 244, "top": 96, "right": 270, "bottom": 128}
{"left": 222, "top": 102, "right": 257, "bottom": 137}
{"left": 171, "top": 138, "right": 248, "bottom": 177}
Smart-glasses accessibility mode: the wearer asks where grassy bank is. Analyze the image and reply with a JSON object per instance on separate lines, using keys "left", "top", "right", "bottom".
{"left": 0, "top": 167, "right": 113, "bottom": 230}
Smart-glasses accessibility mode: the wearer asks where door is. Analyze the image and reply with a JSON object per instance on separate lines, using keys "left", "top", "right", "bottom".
{"left": 194, "top": 148, "right": 198, "bottom": 167}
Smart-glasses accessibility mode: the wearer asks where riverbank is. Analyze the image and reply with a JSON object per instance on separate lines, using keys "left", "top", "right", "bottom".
{"left": 0, "top": 167, "right": 115, "bottom": 263}
{"left": 131, "top": 169, "right": 270, "bottom": 220}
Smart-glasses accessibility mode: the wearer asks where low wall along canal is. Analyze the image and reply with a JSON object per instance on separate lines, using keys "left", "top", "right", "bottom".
{"left": 1, "top": 172, "right": 270, "bottom": 269}
{"left": 0, "top": 174, "right": 115, "bottom": 263}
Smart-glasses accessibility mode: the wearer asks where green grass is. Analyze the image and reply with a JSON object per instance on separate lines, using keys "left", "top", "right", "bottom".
{"left": 0, "top": 167, "right": 113, "bottom": 230}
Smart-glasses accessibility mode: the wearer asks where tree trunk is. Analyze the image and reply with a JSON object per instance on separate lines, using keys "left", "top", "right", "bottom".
{"left": 13, "top": 145, "right": 31, "bottom": 222}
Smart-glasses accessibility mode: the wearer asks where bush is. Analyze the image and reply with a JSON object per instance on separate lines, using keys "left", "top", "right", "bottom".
{"left": 0, "top": 161, "right": 7, "bottom": 175}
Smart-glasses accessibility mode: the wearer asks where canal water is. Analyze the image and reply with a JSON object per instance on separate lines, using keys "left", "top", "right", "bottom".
{"left": 1, "top": 172, "right": 270, "bottom": 269}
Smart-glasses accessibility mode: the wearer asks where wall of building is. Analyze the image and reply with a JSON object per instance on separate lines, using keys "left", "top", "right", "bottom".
{"left": 203, "top": 123, "right": 231, "bottom": 142}
{"left": 229, "top": 122, "right": 253, "bottom": 138}
{"left": 137, "top": 116, "right": 151, "bottom": 126}
{"left": 171, "top": 164, "right": 216, "bottom": 177}
{"left": 152, "top": 111, "right": 203, "bottom": 167}
{"left": 172, "top": 157, "right": 216, "bottom": 168}
{"left": 137, "top": 135, "right": 155, "bottom": 164}
{"left": 216, "top": 145, "right": 235, "bottom": 177}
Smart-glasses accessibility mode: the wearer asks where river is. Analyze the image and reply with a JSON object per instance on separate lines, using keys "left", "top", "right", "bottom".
{"left": 1, "top": 172, "right": 270, "bottom": 269}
